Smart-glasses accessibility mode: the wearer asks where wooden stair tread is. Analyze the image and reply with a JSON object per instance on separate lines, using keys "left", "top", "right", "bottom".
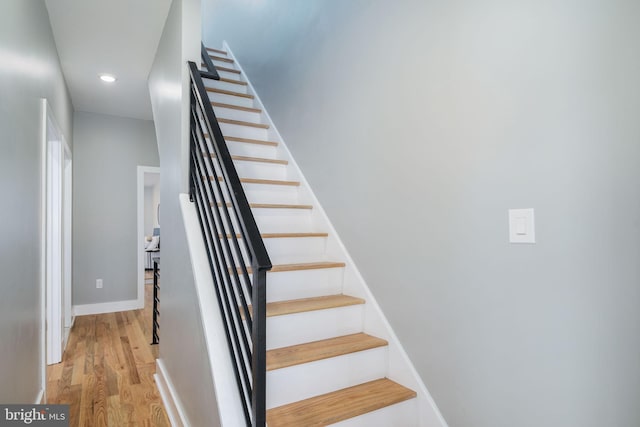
{"left": 210, "top": 176, "right": 300, "bottom": 186}
{"left": 219, "top": 77, "right": 247, "bottom": 86}
{"left": 225, "top": 136, "right": 278, "bottom": 146}
{"left": 211, "top": 102, "right": 261, "bottom": 113}
{"left": 266, "top": 294, "right": 364, "bottom": 317}
{"left": 218, "top": 117, "right": 269, "bottom": 129}
{"left": 203, "top": 135, "right": 278, "bottom": 146}
{"left": 250, "top": 203, "right": 311, "bottom": 209}
{"left": 206, "top": 87, "right": 254, "bottom": 99}
{"left": 223, "top": 232, "right": 328, "bottom": 239}
{"left": 230, "top": 155, "right": 287, "bottom": 165}
{"left": 206, "top": 153, "right": 287, "bottom": 165}
{"left": 270, "top": 261, "right": 345, "bottom": 273}
{"left": 266, "top": 378, "right": 416, "bottom": 426}
{"left": 240, "top": 262, "right": 346, "bottom": 276}
{"left": 202, "top": 63, "right": 241, "bottom": 74}
{"left": 215, "top": 202, "right": 312, "bottom": 210}
{"left": 206, "top": 47, "right": 227, "bottom": 55}
{"left": 241, "top": 177, "right": 298, "bottom": 186}
{"left": 261, "top": 232, "right": 327, "bottom": 238}
{"left": 215, "top": 65, "right": 241, "bottom": 74}
{"left": 210, "top": 54, "right": 234, "bottom": 63}
{"left": 267, "top": 333, "right": 388, "bottom": 371}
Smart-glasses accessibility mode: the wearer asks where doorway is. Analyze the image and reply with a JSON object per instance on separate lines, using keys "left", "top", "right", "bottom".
{"left": 137, "top": 166, "right": 160, "bottom": 308}
{"left": 41, "top": 99, "right": 72, "bottom": 368}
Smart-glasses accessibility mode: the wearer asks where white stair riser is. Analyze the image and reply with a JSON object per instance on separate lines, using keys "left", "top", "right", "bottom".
{"left": 243, "top": 184, "right": 300, "bottom": 205}
{"left": 219, "top": 122, "right": 268, "bottom": 140}
{"left": 226, "top": 141, "right": 278, "bottom": 158}
{"left": 264, "top": 237, "right": 327, "bottom": 262}
{"left": 199, "top": 152, "right": 287, "bottom": 180}
{"left": 254, "top": 217, "right": 314, "bottom": 233}
{"left": 210, "top": 69, "right": 240, "bottom": 80}
{"left": 252, "top": 207, "right": 311, "bottom": 217}
{"left": 234, "top": 237, "right": 329, "bottom": 270}
{"left": 232, "top": 161, "right": 287, "bottom": 181}
{"left": 266, "top": 268, "right": 343, "bottom": 302}
{"left": 212, "top": 106, "right": 261, "bottom": 124}
{"left": 266, "top": 305, "right": 364, "bottom": 350}
{"left": 267, "top": 347, "right": 388, "bottom": 409}
{"left": 210, "top": 160, "right": 288, "bottom": 186}
{"left": 216, "top": 209, "right": 313, "bottom": 235}
{"left": 331, "top": 398, "right": 418, "bottom": 427}
{"left": 207, "top": 92, "right": 255, "bottom": 108}
{"left": 204, "top": 78, "right": 248, "bottom": 94}
{"left": 211, "top": 58, "right": 236, "bottom": 69}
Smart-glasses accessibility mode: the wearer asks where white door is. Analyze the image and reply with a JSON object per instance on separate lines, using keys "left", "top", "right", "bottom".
{"left": 43, "top": 100, "right": 72, "bottom": 365}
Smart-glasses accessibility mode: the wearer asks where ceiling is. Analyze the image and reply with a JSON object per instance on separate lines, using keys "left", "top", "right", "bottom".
{"left": 45, "top": 0, "right": 172, "bottom": 121}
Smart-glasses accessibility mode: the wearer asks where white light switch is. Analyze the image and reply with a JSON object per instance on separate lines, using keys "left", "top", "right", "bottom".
{"left": 509, "top": 208, "right": 535, "bottom": 243}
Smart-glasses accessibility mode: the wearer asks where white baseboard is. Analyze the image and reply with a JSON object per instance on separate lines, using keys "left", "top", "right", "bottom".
{"left": 72, "top": 299, "right": 142, "bottom": 316}
{"left": 34, "top": 388, "right": 44, "bottom": 404}
{"left": 155, "top": 359, "right": 189, "bottom": 427}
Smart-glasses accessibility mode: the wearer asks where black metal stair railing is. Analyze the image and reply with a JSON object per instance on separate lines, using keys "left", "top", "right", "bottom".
{"left": 201, "top": 42, "right": 221, "bottom": 80}
{"left": 152, "top": 258, "right": 160, "bottom": 345}
{"left": 187, "top": 55, "right": 271, "bottom": 427}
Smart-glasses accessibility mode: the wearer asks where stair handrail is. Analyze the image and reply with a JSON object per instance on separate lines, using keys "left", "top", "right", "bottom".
{"left": 187, "top": 59, "right": 271, "bottom": 427}
{"left": 201, "top": 42, "right": 221, "bottom": 80}
{"left": 151, "top": 258, "right": 160, "bottom": 345}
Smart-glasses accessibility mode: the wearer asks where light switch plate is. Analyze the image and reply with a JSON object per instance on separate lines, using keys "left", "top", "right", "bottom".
{"left": 509, "top": 208, "right": 535, "bottom": 243}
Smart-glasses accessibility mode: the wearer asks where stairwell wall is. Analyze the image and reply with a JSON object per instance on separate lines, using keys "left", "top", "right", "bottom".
{"left": 202, "top": 1, "right": 640, "bottom": 426}
{"left": 148, "top": 0, "right": 220, "bottom": 425}
{"left": 0, "top": 0, "right": 74, "bottom": 403}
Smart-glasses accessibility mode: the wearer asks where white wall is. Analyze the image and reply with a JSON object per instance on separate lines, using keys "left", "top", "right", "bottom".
{"left": 73, "top": 111, "right": 158, "bottom": 305}
{"left": 152, "top": 183, "right": 160, "bottom": 229}
{"left": 144, "top": 186, "right": 154, "bottom": 236}
{"left": 148, "top": 0, "right": 220, "bottom": 425}
{"left": 202, "top": 1, "right": 640, "bottom": 426}
{"left": 144, "top": 182, "right": 160, "bottom": 236}
{"left": 0, "top": 0, "right": 74, "bottom": 403}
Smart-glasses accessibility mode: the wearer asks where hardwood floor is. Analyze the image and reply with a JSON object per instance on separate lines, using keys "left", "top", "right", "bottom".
{"left": 46, "top": 282, "right": 169, "bottom": 426}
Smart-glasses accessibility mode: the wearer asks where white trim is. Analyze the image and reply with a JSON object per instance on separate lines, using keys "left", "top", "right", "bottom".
{"left": 155, "top": 358, "right": 189, "bottom": 427}
{"left": 63, "top": 148, "right": 73, "bottom": 331}
{"left": 180, "top": 194, "right": 245, "bottom": 426}
{"left": 137, "top": 166, "right": 161, "bottom": 310}
{"left": 72, "top": 299, "right": 141, "bottom": 316}
{"left": 39, "top": 99, "right": 48, "bottom": 405}
{"left": 46, "top": 133, "right": 63, "bottom": 364}
{"left": 34, "top": 388, "right": 45, "bottom": 405}
{"left": 63, "top": 316, "right": 75, "bottom": 349}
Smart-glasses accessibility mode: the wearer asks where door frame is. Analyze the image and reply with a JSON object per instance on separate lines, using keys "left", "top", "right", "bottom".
{"left": 137, "top": 166, "right": 161, "bottom": 309}
{"left": 40, "top": 99, "right": 73, "bottom": 386}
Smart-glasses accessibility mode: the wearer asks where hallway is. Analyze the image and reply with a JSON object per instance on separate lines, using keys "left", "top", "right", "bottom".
{"left": 46, "top": 281, "right": 169, "bottom": 426}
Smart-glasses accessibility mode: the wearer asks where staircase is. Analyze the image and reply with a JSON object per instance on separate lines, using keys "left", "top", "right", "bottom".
{"left": 191, "top": 45, "right": 441, "bottom": 427}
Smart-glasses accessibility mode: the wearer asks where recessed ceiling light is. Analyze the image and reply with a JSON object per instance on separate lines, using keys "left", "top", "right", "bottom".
{"left": 99, "top": 74, "right": 117, "bottom": 83}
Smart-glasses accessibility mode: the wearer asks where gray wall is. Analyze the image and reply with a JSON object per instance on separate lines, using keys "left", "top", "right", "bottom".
{"left": 0, "top": 0, "right": 73, "bottom": 403}
{"left": 73, "top": 111, "right": 158, "bottom": 305}
{"left": 144, "top": 187, "right": 154, "bottom": 236}
{"left": 202, "top": 1, "right": 640, "bottom": 426}
{"left": 148, "top": 0, "right": 219, "bottom": 424}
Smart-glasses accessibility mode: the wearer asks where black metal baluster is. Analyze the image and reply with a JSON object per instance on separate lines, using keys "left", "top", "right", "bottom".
{"left": 187, "top": 59, "right": 271, "bottom": 426}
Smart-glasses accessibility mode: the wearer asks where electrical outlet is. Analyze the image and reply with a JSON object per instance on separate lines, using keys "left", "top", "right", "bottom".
{"left": 96, "top": 279, "right": 103, "bottom": 289}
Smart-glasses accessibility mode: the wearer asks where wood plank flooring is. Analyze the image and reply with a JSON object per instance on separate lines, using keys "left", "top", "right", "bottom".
{"left": 46, "top": 282, "right": 169, "bottom": 427}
